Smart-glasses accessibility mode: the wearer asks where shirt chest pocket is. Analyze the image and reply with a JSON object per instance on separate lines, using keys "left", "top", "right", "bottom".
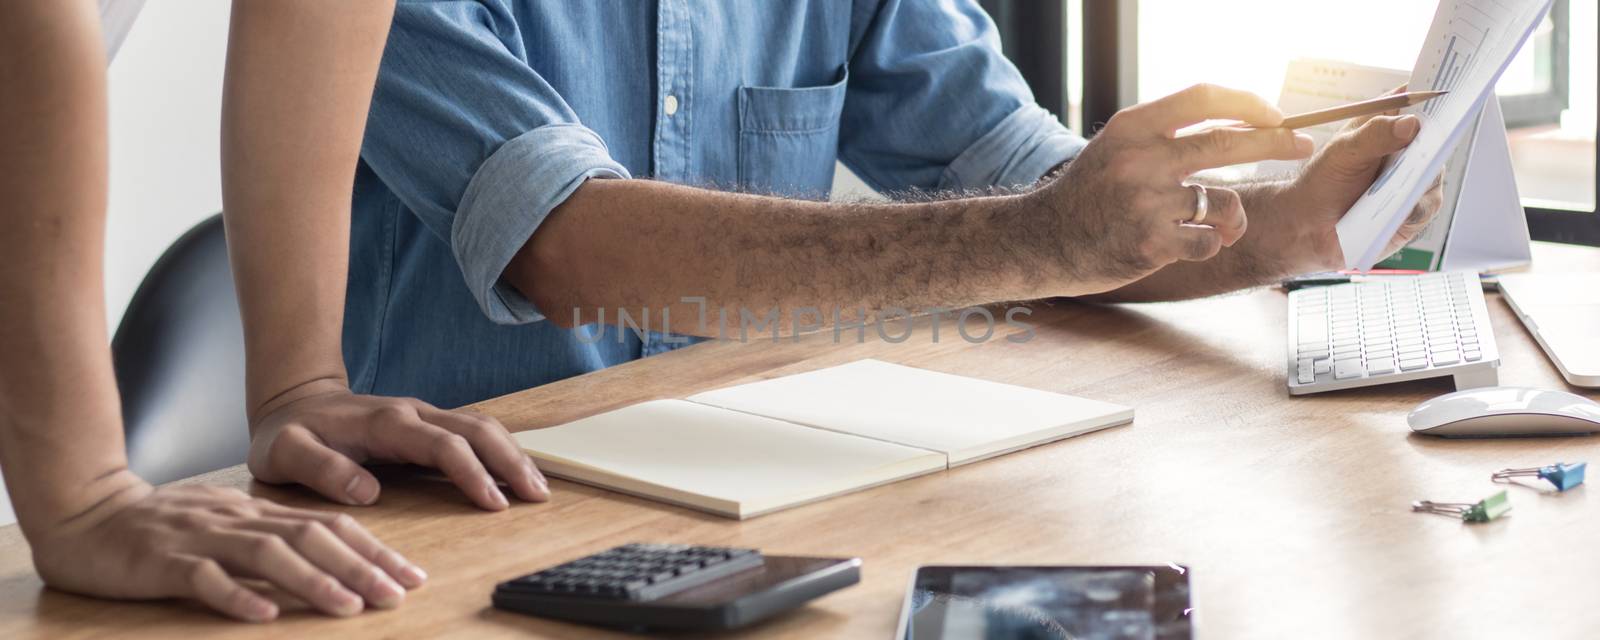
{"left": 736, "top": 67, "right": 848, "bottom": 198}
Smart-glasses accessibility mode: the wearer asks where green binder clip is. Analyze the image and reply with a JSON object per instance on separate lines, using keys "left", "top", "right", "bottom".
{"left": 1412, "top": 490, "right": 1512, "bottom": 523}
{"left": 1492, "top": 462, "right": 1586, "bottom": 492}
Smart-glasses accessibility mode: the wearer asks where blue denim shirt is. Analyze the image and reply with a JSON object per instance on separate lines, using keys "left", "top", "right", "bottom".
{"left": 345, "top": 0, "right": 1088, "bottom": 408}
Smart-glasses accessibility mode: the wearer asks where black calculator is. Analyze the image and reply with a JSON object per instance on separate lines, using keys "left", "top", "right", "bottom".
{"left": 492, "top": 543, "right": 860, "bottom": 631}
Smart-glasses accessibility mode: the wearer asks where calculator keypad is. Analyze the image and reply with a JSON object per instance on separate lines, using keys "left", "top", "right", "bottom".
{"left": 503, "top": 543, "right": 764, "bottom": 601}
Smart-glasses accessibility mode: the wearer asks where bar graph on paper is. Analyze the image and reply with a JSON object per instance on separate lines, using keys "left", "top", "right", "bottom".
{"left": 1421, "top": 0, "right": 1510, "bottom": 116}
{"left": 1335, "top": 0, "right": 1552, "bottom": 270}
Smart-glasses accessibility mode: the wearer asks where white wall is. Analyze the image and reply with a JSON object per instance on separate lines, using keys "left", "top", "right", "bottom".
{"left": 104, "top": 1, "right": 232, "bottom": 327}
{"left": 0, "top": 3, "right": 231, "bottom": 529}
{"left": 830, "top": 163, "right": 883, "bottom": 202}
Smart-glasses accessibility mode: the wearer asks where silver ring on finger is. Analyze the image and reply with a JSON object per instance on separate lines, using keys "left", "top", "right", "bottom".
{"left": 1184, "top": 183, "right": 1209, "bottom": 225}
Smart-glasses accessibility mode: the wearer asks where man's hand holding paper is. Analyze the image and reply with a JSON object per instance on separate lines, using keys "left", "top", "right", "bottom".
{"left": 1332, "top": 0, "right": 1555, "bottom": 269}
{"left": 1273, "top": 102, "right": 1447, "bottom": 274}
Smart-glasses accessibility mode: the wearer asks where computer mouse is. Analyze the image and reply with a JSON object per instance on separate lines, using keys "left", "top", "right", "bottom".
{"left": 1409, "top": 387, "right": 1600, "bottom": 438}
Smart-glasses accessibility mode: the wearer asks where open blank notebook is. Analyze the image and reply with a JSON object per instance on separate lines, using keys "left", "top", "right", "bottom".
{"left": 513, "top": 360, "right": 1133, "bottom": 519}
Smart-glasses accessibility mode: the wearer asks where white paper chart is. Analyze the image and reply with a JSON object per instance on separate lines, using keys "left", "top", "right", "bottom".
{"left": 1259, "top": 59, "right": 1410, "bottom": 179}
{"left": 1334, "top": 0, "right": 1551, "bottom": 269}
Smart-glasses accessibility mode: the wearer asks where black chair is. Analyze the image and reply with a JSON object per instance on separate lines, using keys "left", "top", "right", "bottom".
{"left": 111, "top": 213, "right": 250, "bottom": 484}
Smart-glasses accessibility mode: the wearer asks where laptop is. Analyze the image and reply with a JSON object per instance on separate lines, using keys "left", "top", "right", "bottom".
{"left": 1497, "top": 273, "right": 1600, "bottom": 387}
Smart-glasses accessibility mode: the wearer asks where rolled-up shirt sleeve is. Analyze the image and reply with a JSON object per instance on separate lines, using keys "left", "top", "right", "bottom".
{"left": 454, "top": 125, "right": 628, "bottom": 324}
{"left": 938, "top": 103, "right": 1084, "bottom": 191}
{"left": 840, "top": 0, "right": 1087, "bottom": 193}
{"left": 361, "top": 0, "right": 625, "bottom": 325}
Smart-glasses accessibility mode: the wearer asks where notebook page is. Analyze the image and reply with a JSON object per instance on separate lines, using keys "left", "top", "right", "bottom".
{"left": 512, "top": 399, "right": 945, "bottom": 519}
{"left": 686, "top": 360, "right": 1133, "bottom": 466}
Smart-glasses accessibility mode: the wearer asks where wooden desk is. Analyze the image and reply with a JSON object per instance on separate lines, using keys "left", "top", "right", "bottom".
{"left": 3, "top": 242, "right": 1597, "bottom": 639}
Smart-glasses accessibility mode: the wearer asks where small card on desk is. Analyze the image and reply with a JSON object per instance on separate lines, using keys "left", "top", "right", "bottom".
{"left": 513, "top": 359, "right": 1133, "bottom": 519}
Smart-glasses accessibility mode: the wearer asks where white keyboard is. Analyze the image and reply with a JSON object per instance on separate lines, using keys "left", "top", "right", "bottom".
{"left": 1287, "top": 272, "right": 1500, "bottom": 395}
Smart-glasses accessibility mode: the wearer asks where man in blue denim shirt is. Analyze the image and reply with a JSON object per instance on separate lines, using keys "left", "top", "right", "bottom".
{"left": 253, "top": 0, "right": 1437, "bottom": 503}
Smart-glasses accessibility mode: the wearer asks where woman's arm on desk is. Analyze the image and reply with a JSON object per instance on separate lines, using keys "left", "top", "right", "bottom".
{"left": 0, "top": 0, "right": 422, "bottom": 622}
{"left": 220, "top": 0, "right": 550, "bottom": 512}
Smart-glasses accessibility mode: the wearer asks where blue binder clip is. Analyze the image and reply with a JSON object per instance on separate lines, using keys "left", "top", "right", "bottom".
{"left": 1493, "top": 462, "right": 1586, "bottom": 492}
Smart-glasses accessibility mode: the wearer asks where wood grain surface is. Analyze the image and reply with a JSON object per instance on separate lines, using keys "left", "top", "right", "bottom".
{"left": 1, "top": 242, "right": 1596, "bottom": 639}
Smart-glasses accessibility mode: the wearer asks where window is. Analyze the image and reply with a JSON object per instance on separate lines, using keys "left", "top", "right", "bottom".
{"left": 1134, "top": 0, "right": 1594, "bottom": 215}
{"left": 994, "top": 0, "right": 1600, "bottom": 245}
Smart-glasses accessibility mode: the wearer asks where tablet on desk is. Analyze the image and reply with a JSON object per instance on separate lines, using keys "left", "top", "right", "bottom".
{"left": 895, "top": 565, "right": 1193, "bottom": 640}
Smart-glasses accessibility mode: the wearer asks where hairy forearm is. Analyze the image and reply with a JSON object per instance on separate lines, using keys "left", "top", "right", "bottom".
{"left": 1089, "top": 178, "right": 1301, "bottom": 302}
{"left": 221, "top": 0, "right": 394, "bottom": 420}
{"left": 511, "top": 179, "right": 1064, "bottom": 336}
{"left": 0, "top": 0, "right": 144, "bottom": 537}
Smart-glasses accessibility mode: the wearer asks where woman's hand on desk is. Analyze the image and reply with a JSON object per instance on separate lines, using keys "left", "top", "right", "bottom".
{"left": 246, "top": 379, "right": 550, "bottom": 511}
{"left": 31, "top": 474, "right": 425, "bottom": 622}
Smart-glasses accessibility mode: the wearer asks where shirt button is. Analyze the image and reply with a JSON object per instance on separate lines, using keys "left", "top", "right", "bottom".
{"left": 663, "top": 94, "right": 679, "bottom": 116}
